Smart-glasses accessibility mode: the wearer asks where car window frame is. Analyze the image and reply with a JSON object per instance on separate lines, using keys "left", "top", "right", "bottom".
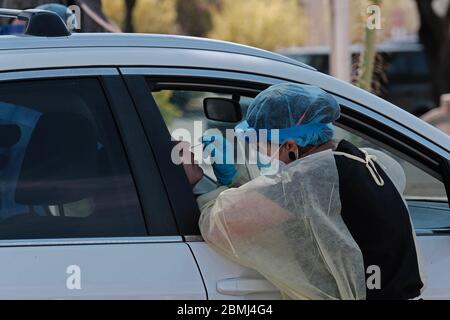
{"left": 335, "top": 98, "right": 450, "bottom": 193}
{"left": 122, "top": 74, "right": 204, "bottom": 237}
{"left": 0, "top": 67, "right": 180, "bottom": 243}
{"left": 120, "top": 67, "right": 450, "bottom": 237}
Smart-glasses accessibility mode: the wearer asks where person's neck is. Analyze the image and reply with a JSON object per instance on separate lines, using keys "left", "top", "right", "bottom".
{"left": 299, "top": 140, "right": 337, "bottom": 159}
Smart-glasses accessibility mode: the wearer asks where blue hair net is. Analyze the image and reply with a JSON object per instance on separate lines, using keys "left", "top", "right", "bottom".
{"left": 237, "top": 83, "right": 341, "bottom": 147}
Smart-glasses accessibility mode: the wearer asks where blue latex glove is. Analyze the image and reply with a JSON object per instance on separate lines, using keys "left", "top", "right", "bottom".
{"left": 202, "top": 134, "right": 237, "bottom": 186}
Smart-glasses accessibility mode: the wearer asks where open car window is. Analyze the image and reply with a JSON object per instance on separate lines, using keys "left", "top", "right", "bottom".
{"left": 151, "top": 87, "right": 254, "bottom": 187}
{"left": 148, "top": 78, "right": 449, "bottom": 233}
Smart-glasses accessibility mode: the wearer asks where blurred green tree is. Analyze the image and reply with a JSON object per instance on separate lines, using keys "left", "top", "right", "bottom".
{"left": 102, "top": 0, "right": 177, "bottom": 33}
{"left": 355, "top": 0, "right": 382, "bottom": 92}
{"left": 208, "top": 0, "right": 306, "bottom": 51}
{"left": 176, "top": 0, "right": 216, "bottom": 37}
{"left": 133, "top": 0, "right": 177, "bottom": 33}
{"left": 154, "top": 90, "right": 183, "bottom": 125}
{"left": 101, "top": 0, "right": 124, "bottom": 27}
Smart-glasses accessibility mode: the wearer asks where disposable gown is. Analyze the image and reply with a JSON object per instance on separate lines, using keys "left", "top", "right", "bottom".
{"left": 199, "top": 147, "right": 410, "bottom": 300}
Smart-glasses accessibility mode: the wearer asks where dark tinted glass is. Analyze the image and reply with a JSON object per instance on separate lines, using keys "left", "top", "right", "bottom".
{"left": 0, "top": 78, "right": 146, "bottom": 239}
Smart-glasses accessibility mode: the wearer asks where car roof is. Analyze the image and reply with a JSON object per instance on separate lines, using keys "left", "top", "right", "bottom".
{"left": 0, "top": 33, "right": 316, "bottom": 71}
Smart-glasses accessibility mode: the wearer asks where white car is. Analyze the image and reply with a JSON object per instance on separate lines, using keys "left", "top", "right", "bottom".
{"left": 0, "top": 9, "right": 449, "bottom": 300}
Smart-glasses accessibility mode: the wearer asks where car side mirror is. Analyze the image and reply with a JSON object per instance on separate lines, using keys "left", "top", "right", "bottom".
{"left": 203, "top": 98, "right": 243, "bottom": 123}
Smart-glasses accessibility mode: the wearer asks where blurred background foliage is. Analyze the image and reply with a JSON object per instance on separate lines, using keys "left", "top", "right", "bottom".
{"left": 208, "top": 0, "right": 306, "bottom": 51}
{"left": 0, "top": 0, "right": 426, "bottom": 50}
{"left": 153, "top": 90, "right": 182, "bottom": 125}
{"left": 103, "top": 0, "right": 178, "bottom": 33}
{"left": 349, "top": 0, "right": 419, "bottom": 43}
{"left": 133, "top": 0, "right": 177, "bottom": 33}
{"left": 102, "top": 0, "right": 308, "bottom": 50}
{"left": 0, "top": 0, "right": 424, "bottom": 46}
{"left": 100, "top": 0, "right": 421, "bottom": 50}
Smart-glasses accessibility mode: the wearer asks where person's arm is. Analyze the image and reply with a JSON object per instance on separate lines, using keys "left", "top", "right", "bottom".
{"left": 196, "top": 186, "right": 229, "bottom": 211}
{"left": 199, "top": 188, "right": 291, "bottom": 256}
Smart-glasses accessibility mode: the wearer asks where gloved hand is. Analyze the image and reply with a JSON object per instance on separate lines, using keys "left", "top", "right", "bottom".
{"left": 202, "top": 134, "right": 237, "bottom": 186}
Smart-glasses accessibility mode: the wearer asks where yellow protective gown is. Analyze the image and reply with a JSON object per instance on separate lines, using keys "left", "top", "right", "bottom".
{"left": 199, "top": 148, "right": 367, "bottom": 300}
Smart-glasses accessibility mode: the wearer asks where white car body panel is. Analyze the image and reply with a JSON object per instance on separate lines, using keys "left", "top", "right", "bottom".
{"left": 188, "top": 242, "right": 282, "bottom": 300}
{"left": 0, "top": 239, "right": 205, "bottom": 299}
{"left": 417, "top": 236, "right": 450, "bottom": 300}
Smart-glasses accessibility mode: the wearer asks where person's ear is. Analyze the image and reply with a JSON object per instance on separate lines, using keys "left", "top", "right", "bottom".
{"left": 282, "top": 140, "right": 299, "bottom": 163}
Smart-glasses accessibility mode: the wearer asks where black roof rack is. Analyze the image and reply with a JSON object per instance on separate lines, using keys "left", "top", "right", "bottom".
{"left": 0, "top": 8, "right": 71, "bottom": 37}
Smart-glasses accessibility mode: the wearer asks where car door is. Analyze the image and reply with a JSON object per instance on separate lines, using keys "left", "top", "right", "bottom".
{"left": 121, "top": 67, "right": 450, "bottom": 300}
{"left": 0, "top": 68, "right": 205, "bottom": 299}
{"left": 121, "top": 68, "right": 284, "bottom": 299}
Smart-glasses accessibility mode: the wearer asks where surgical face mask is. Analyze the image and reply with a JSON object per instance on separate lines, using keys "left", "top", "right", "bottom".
{"left": 245, "top": 143, "right": 287, "bottom": 178}
{"left": 257, "top": 146, "right": 287, "bottom": 175}
{"left": 235, "top": 128, "right": 287, "bottom": 179}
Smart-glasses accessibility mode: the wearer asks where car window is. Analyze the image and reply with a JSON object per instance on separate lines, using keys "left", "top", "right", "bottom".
{"left": 152, "top": 89, "right": 253, "bottom": 183}
{"left": 151, "top": 83, "right": 449, "bottom": 231}
{"left": 0, "top": 78, "right": 146, "bottom": 240}
{"left": 334, "top": 126, "right": 450, "bottom": 231}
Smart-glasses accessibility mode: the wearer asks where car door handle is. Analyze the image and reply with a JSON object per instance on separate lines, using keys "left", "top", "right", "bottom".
{"left": 217, "top": 278, "right": 279, "bottom": 296}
